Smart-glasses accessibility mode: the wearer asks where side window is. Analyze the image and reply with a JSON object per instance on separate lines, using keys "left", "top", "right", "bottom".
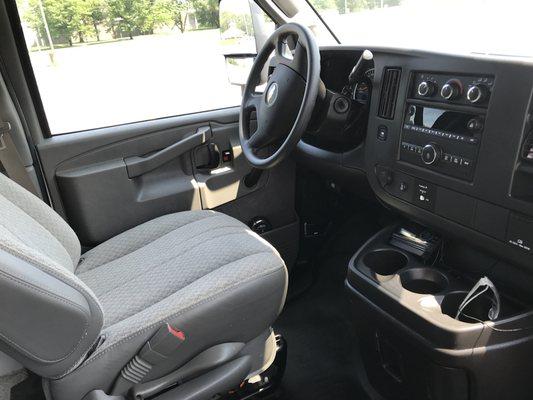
{"left": 14, "top": 0, "right": 272, "bottom": 134}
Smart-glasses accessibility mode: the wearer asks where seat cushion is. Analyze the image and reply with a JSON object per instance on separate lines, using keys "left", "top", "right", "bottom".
{"left": 77, "top": 209, "right": 286, "bottom": 346}
{"left": 48, "top": 210, "right": 287, "bottom": 400}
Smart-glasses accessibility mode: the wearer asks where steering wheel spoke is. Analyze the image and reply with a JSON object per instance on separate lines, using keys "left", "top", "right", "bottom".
{"left": 247, "top": 127, "right": 271, "bottom": 150}
{"left": 271, "top": 36, "right": 307, "bottom": 78}
{"left": 288, "top": 42, "right": 308, "bottom": 78}
{"left": 244, "top": 92, "right": 262, "bottom": 111}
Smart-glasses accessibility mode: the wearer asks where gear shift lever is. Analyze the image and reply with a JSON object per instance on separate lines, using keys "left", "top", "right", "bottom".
{"left": 343, "top": 49, "right": 373, "bottom": 98}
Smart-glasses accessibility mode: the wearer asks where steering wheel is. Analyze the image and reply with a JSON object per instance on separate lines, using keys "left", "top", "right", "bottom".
{"left": 239, "top": 22, "right": 321, "bottom": 169}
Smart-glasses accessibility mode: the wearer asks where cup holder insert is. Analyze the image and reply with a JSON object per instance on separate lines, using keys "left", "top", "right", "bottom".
{"left": 399, "top": 268, "right": 448, "bottom": 295}
{"left": 441, "top": 291, "right": 496, "bottom": 323}
{"left": 362, "top": 249, "right": 408, "bottom": 276}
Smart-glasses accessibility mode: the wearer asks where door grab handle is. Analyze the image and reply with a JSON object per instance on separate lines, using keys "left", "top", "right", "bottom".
{"left": 124, "top": 126, "right": 211, "bottom": 178}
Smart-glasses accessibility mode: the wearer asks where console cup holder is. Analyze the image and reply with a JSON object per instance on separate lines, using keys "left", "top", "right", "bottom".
{"left": 441, "top": 291, "right": 495, "bottom": 323}
{"left": 362, "top": 249, "right": 408, "bottom": 276}
{"left": 399, "top": 268, "right": 448, "bottom": 295}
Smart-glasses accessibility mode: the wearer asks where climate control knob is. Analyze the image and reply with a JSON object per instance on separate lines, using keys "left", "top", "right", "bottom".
{"left": 466, "top": 84, "right": 489, "bottom": 104}
{"left": 441, "top": 80, "right": 462, "bottom": 100}
{"left": 417, "top": 81, "right": 436, "bottom": 97}
{"left": 421, "top": 144, "right": 441, "bottom": 165}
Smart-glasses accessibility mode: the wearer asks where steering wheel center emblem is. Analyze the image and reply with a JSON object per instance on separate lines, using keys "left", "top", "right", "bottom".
{"left": 266, "top": 82, "right": 278, "bottom": 106}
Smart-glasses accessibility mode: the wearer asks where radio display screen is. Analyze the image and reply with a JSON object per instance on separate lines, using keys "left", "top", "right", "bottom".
{"left": 405, "top": 105, "right": 476, "bottom": 135}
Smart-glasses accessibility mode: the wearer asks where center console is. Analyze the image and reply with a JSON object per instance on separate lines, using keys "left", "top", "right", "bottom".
{"left": 361, "top": 49, "right": 533, "bottom": 272}
{"left": 345, "top": 48, "right": 533, "bottom": 400}
{"left": 346, "top": 225, "right": 533, "bottom": 400}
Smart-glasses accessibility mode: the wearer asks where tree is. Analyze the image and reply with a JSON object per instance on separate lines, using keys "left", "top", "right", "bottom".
{"left": 25, "top": 0, "right": 86, "bottom": 46}
{"left": 191, "top": 0, "right": 219, "bottom": 29}
{"left": 106, "top": 0, "right": 143, "bottom": 38}
{"left": 220, "top": 11, "right": 252, "bottom": 35}
{"left": 164, "top": 0, "right": 190, "bottom": 33}
{"left": 106, "top": 0, "right": 170, "bottom": 38}
{"left": 82, "top": 0, "right": 106, "bottom": 41}
{"left": 311, "top": 0, "right": 335, "bottom": 11}
{"left": 334, "top": 0, "right": 401, "bottom": 13}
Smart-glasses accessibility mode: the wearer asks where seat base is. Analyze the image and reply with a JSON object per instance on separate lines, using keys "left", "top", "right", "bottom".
{"left": 220, "top": 334, "right": 287, "bottom": 400}
{"left": 79, "top": 330, "right": 286, "bottom": 400}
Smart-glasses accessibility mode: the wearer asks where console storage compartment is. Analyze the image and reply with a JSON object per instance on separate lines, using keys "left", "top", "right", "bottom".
{"left": 346, "top": 226, "right": 533, "bottom": 400}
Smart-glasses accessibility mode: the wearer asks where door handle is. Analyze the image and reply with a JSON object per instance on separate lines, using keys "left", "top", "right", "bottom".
{"left": 195, "top": 143, "right": 220, "bottom": 171}
{"left": 124, "top": 126, "right": 211, "bottom": 178}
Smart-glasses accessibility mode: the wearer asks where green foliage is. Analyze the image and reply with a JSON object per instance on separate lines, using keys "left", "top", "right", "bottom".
{"left": 106, "top": 0, "right": 170, "bottom": 37}
{"left": 163, "top": 0, "right": 191, "bottom": 33}
{"left": 20, "top": 0, "right": 222, "bottom": 46}
{"left": 331, "top": 0, "right": 401, "bottom": 14}
{"left": 190, "top": 0, "right": 219, "bottom": 29}
{"left": 220, "top": 11, "right": 253, "bottom": 35}
{"left": 311, "top": 0, "right": 336, "bottom": 11}
{"left": 24, "top": 0, "right": 87, "bottom": 45}
{"left": 19, "top": 0, "right": 404, "bottom": 48}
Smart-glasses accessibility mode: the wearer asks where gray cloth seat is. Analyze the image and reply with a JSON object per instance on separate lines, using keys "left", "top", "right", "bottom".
{"left": 0, "top": 173, "right": 287, "bottom": 400}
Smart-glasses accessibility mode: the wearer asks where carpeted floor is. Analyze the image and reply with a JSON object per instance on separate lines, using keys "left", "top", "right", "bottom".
{"left": 274, "top": 212, "right": 384, "bottom": 400}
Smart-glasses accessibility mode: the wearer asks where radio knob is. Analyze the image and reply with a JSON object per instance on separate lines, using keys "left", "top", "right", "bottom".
{"left": 417, "top": 81, "right": 436, "bottom": 97}
{"left": 441, "top": 80, "right": 462, "bottom": 100}
{"left": 467, "top": 84, "right": 489, "bottom": 104}
{"left": 421, "top": 144, "right": 441, "bottom": 165}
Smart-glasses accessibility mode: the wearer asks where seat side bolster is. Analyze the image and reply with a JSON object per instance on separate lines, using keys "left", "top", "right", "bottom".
{"left": 0, "top": 249, "right": 103, "bottom": 378}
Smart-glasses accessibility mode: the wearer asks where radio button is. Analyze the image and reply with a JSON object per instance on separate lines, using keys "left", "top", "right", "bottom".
{"left": 461, "top": 158, "right": 472, "bottom": 167}
{"left": 421, "top": 144, "right": 441, "bottom": 165}
{"left": 467, "top": 117, "right": 484, "bottom": 132}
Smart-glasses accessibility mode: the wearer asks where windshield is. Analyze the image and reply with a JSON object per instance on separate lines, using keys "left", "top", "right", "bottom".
{"left": 307, "top": 0, "right": 533, "bottom": 58}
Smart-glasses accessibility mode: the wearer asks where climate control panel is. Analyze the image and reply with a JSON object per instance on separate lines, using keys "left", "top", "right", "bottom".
{"left": 412, "top": 72, "right": 494, "bottom": 107}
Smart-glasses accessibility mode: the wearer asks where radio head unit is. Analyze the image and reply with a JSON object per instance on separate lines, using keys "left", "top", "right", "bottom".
{"left": 399, "top": 104, "right": 484, "bottom": 181}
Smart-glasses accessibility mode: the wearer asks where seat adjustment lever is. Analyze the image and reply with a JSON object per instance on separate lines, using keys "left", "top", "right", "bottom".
{"left": 111, "top": 324, "right": 185, "bottom": 395}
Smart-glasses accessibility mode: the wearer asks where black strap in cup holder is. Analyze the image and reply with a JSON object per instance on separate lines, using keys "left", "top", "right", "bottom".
{"left": 455, "top": 276, "right": 501, "bottom": 321}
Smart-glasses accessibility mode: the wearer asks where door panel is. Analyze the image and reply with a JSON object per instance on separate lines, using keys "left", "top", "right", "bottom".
{"left": 37, "top": 108, "right": 298, "bottom": 257}
{"left": 53, "top": 122, "right": 206, "bottom": 245}
{"left": 38, "top": 108, "right": 239, "bottom": 217}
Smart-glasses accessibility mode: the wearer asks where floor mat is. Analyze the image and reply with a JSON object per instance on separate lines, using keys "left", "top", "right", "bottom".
{"left": 9, "top": 372, "right": 45, "bottom": 400}
{"left": 0, "top": 370, "right": 27, "bottom": 400}
{"left": 274, "top": 213, "right": 383, "bottom": 400}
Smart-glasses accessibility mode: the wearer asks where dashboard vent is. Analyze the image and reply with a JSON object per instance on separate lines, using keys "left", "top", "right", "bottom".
{"left": 378, "top": 68, "right": 402, "bottom": 119}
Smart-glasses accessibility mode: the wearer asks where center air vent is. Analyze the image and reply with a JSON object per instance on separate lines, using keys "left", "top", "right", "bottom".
{"left": 378, "top": 68, "right": 402, "bottom": 119}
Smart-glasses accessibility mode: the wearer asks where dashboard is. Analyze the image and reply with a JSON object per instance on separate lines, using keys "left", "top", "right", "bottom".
{"left": 299, "top": 47, "right": 533, "bottom": 272}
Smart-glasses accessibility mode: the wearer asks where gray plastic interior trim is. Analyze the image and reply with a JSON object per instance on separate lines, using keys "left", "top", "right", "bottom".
{"left": 0, "top": 73, "right": 32, "bottom": 166}
{"left": 125, "top": 126, "right": 211, "bottom": 178}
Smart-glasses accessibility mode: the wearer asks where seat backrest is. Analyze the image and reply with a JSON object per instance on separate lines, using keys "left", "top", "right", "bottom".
{"left": 0, "top": 173, "right": 103, "bottom": 378}
{"left": 0, "top": 172, "right": 80, "bottom": 270}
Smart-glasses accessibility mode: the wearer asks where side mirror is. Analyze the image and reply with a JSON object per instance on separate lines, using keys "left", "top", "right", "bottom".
{"left": 219, "top": 0, "right": 274, "bottom": 89}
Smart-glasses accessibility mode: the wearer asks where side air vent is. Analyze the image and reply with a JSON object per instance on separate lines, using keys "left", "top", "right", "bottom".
{"left": 378, "top": 68, "right": 402, "bottom": 119}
